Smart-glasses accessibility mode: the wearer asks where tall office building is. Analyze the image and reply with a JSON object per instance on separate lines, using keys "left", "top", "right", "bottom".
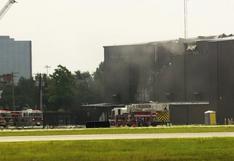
{"left": 0, "top": 36, "right": 32, "bottom": 82}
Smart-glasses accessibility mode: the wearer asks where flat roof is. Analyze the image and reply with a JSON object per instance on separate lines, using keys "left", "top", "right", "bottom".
{"left": 103, "top": 34, "right": 234, "bottom": 48}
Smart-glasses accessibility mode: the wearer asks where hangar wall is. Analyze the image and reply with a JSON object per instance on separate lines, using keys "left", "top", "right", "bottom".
{"left": 103, "top": 37, "right": 234, "bottom": 124}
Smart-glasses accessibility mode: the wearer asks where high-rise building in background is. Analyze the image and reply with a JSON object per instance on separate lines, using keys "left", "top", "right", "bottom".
{"left": 0, "top": 36, "right": 32, "bottom": 82}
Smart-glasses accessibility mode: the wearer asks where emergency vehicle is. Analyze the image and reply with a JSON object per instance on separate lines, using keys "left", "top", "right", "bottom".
{"left": 0, "top": 110, "right": 13, "bottom": 127}
{"left": 111, "top": 103, "right": 170, "bottom": 127}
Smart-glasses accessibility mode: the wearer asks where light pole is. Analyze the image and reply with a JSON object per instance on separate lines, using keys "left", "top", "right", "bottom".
{"left": 45, "top": 65, "right": 51, "bottom": 76}
{"left": 35, "top": 73, "right": 44, "bottom": 111}
{"left": 39, "top": 73, "right": 44, "bottom": 111}
{"left": 36, "top": 73, "right": 45, "bottom": 128}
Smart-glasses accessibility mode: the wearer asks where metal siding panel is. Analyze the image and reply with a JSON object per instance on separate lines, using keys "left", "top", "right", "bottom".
{"left": 157, "top": 43, "right": 185, "bottom": 102}
{"left": 104, "top": 45, "right": 155, "bottom": 103}
{"left": 185, "top": 41, "right": 210, "bottom": 102}
{"left": 217, "top": 40, "right": 234, "bottom": 123}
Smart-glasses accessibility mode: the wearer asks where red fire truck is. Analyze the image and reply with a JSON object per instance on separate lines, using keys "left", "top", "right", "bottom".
{"left": 15, "top": 109, "right": 43, "bottom": 126}
{"left": 0, "top": 110, "right": 13, "bottom": 127}
{"left": 0, "top": 109, "right": 43, "bottom": 127}
{"left": 111, "top": 103, "right": 170, "bottom": 127}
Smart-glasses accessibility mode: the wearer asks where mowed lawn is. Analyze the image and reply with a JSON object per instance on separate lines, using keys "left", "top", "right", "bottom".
{"left": 1, "top": 126, "right": 234, "bottom": 136}
{"left": 0, "top": 138, "right": 234, "bottom": 161}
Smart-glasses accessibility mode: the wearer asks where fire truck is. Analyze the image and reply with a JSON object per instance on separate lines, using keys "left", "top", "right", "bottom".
{"left": 13, "top": 109, "right": 43, "bottom": 126}
{"left": 0, "top": 109, "right": 43, "bottom": 127}
{"left": 0, "top": 110, "right": 13, "bottom": 127}
{"left": 111, "top": 103, "right": 170, "bottom": 127}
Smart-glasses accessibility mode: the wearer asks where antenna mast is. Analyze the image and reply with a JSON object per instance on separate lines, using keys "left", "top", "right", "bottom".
{"left": 184, "top": 0, "right": 188, "bottom": 39}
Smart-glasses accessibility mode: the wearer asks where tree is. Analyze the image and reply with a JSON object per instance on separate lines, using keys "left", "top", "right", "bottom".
{"left": 93, "top": 62, "right": 105, "bottom": 102}
{"left": 47, "top": 65, "right": 75, "bottom": 111}
{"left": 73, "top": 71, "right": 96, "bottom": 106}
{"left": 0, "top": 77, "right": 37, "bottom": 109}
{"left": 0, "top": 85, "right": 12, "bottom": 108}
{"left": 15, "top": 77, "right": 37, "bottom": 108}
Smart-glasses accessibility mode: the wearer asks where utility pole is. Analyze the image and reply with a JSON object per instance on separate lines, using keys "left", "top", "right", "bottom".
{"left": 11, "top": 72, "right": 17, "bottom": 110}
{"left": 11, "top": 73, "right": 15, "bottom": 109}
{"left": 39, "top": 73, "right": 43, "bottom": 111}
{"left": 36, "top": 73, "right": 45, "bottom": 127}
{"left": 184, "top": 0, "right": 188, "bottom": 39}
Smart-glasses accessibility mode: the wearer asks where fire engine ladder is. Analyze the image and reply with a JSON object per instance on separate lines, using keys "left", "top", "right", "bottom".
{"left": 0, "top": 0, "right": 16, "bottom": 20}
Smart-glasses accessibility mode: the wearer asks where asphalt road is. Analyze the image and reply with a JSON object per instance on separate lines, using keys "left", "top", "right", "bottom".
{"left": 1, "top": 132, "right": 234, "bottom": 142}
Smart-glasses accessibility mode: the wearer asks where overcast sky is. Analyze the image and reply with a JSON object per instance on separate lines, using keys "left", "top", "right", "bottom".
{"left": 0, "top": 0, "right": 234, "bottom": 74}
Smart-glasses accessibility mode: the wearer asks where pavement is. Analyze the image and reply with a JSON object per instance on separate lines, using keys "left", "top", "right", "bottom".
{"left": 1, "top": 132, "right": 234, "bottom": 142}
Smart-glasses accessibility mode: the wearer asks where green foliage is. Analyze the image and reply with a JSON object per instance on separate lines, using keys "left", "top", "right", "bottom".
{"left": 0, "top": 63, "right": 106, "bottom": 111}
{"left": 0, "top": 77, "right": 37, "bottom": 109}
{"left": 47, "top": 65, "right": 75, "bottom": 111}
{"left": 0, "top": 85, "right": 12, "bottom": 108}
{"left": 92, "top": 62, "right": 105, "bottom": 102}
{"left": 15, "top": 78, "right": 38, "bottom": 108}
{"left": 73, "top": 70, "right": 94, "bottom": 105}
{"left": 45, "top": 64, "right": 104, "bottom": 111}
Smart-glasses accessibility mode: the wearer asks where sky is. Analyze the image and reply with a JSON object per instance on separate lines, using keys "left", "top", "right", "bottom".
{"left": 0, "top": 0, "right": 234, "bottom": 74}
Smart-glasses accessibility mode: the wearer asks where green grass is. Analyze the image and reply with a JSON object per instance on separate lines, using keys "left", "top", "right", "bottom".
{"left": 1, "top": 125, "right": 234, "bottom": 136}
{"left": 0, "top": 138, "right": 234, "bottom": 161}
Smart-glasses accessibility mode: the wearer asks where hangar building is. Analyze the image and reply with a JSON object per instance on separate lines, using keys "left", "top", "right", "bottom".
{"left": 103, "top": 34, "right": 234, "bottom": 124}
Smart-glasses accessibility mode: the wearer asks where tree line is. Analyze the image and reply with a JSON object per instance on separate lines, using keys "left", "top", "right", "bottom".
{"left": 0, "top": 63, "right": 105, "bottom": 112}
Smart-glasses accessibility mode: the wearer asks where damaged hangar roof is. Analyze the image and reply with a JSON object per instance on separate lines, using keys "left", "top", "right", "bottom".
{"left": 103, "top": 34, "right": 234, "bottom": 48}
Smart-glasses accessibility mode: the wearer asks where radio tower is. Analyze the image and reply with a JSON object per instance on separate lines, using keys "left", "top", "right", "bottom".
{"left": 184, "top": 0, "right": 188, "bottom": 39}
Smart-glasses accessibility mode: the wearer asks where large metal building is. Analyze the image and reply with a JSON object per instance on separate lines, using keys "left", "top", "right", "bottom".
{"left": 0, "top": 36, "right": 32, "bottom": 81}
{"left": 103, "top": 34, "right": 234, "bottom": 124}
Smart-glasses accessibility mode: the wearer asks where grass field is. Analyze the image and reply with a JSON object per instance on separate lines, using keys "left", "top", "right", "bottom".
{"left": 0, "top": 138, "right": 234, "bottom": 161}
{"left": 1, "top": 125, "right": 234, "bottom": 136}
